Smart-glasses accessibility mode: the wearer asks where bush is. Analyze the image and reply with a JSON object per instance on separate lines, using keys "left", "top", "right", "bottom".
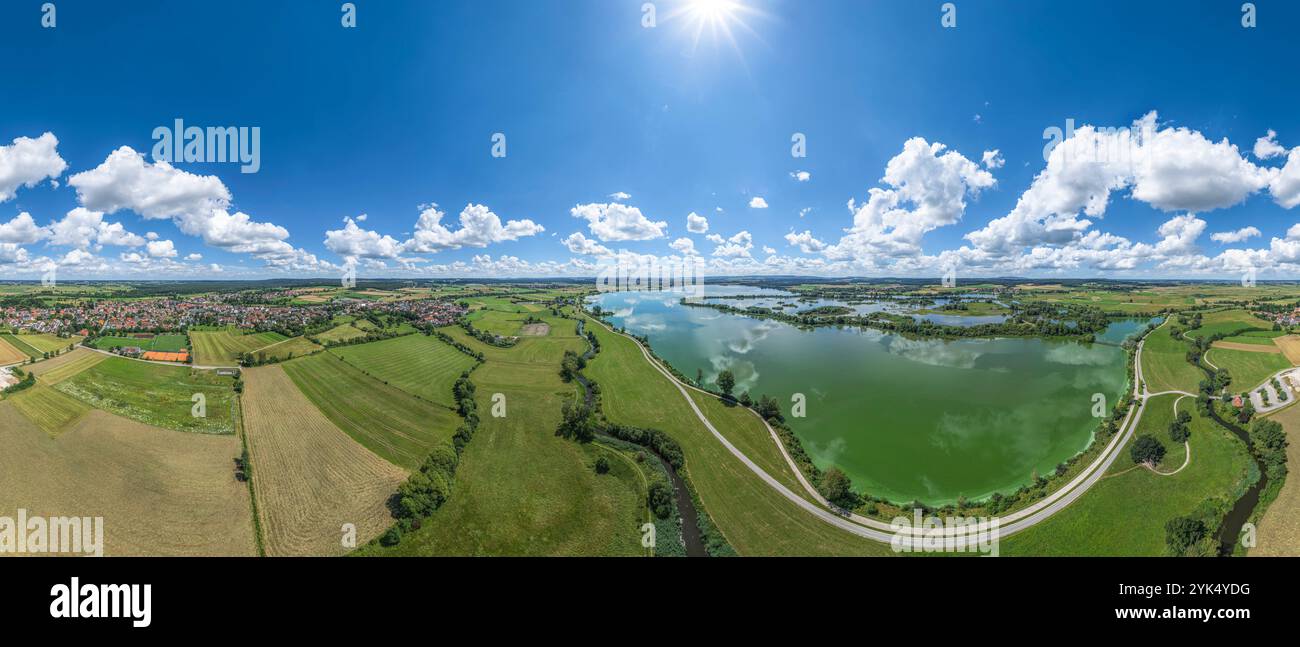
{"left": 1165, "top": 515, "right": 1206, "bottom": 556}
{"left": 594, "top": 456, "right": 610, "bottom": 474}
{"left": 647, "top": 481, "right": 673, "bottom": 519}
{"left": 379, "top": 526, "right": 402, "bottom": 546}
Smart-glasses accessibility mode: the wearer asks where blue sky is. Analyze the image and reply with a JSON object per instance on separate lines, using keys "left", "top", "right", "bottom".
{"left": 2, "top": 0, "right": 1299, "bottom": 279}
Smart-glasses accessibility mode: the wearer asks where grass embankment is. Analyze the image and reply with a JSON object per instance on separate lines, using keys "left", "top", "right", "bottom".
{"left": 281, "top": 353, "right": 461, "bottom": 470}
{"left": 359, "top": 312, "right": 644, "bottom": 556}
{"left": 583, "top": 314, "right": 892, "bottom": 556}
{"left": 1002, "top": 394, "right": 1254, "bottom": 555}
{"left": 330, "top": 334, "right": 478, "bottom": 408}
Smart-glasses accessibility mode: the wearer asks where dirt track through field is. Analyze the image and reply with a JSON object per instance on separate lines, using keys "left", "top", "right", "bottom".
{"left": 241, "top": 366, "right": 407, "bottom": 556}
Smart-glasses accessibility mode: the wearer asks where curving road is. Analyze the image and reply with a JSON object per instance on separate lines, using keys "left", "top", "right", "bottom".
{"left": 586, "top": 310, "right": 1168, "bottom": 546}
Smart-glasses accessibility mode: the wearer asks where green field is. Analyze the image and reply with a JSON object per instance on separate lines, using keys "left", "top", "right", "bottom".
{"left": 91, "top": 334, "right": 188, "bottom": 352}
{"left": 1140, "top": 322, "right": 1202, "bottom": 394}
{"left": 315, "top": 323, "right": 369, "bottom": 344}
{"left": 1003, "top": 394, "right": 1254, "bottom": 555}
{"left": 1205, "top": 347, "right": 1293, "bottom": 390}
{"left": 0, "top": 333, "right": 43, "bottom": 359}
{"left": 190, "top": 329, "right": 287, "bottom": 365}
{"left": 246, "top": 336, "right": 322, "bottom": 363}
{"left": 583, "top": 314, "right": 891, "bottom": 556}
{"left": 1186, "top": 308, "right": 1275, "bottom": 338}
{"left": 6, "top": 385, "right": 91, "bottom": 436}
{"left": 329, "top": 334, "right": 477, "bottom": 407}
{"left": 7, "top": 333, "right": 82, "bottom": 354}
{"left": 52, "top": 357, "right": 236, "bottom": 434}
{"left": 280, "top": 353, "right": 461, "bottom": 470}
{"left": 1218, "top": 332, "right": 1284, "bottom": 346}
{"left": 361, "top": 313, "right": 645, "bottom": 556}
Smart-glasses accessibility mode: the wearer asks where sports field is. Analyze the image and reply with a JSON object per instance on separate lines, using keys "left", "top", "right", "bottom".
{"left": 190, "top": 329, "right": 288, "bottom": 366}
{"left": 329, "top": 334, "right": 477, "bottom": 407}
{"left": 241, "top": 366, "right": 408, "bottom": 556}
{"left": 281, "top": 353, "right": 461, "bottom": 469}
{"left": 91, "top": 334, "right": 188, "bottom": 353}
{"left": 0, "top": 403, "right": 255, "bottom": 556}
{"left": 53, "top": 357, "right": 237, "bottom": 434}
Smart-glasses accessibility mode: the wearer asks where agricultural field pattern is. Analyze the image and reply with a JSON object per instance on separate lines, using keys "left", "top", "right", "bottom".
{"left": 1, "top": 279, "right": 1297, "bottom": 559}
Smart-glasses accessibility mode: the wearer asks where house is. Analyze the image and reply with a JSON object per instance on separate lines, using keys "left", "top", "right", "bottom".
{"left": 1233, "top": 395, "right": 1244, "bottom": 408}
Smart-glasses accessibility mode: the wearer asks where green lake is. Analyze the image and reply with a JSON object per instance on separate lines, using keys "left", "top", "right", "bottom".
{"left": 589, "top": 287, "right": 1143, "bottom": 506}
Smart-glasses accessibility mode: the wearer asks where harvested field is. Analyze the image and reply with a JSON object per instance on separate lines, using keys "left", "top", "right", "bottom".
{"left": 241, "top": 367, "right": 407, "bottom": 556}
{"left": 0, "top": 334, "right": 40, "bottom": 360}
{"left": 0, "top": 405, "right": 255, "bottom": 556}
{"left": 1273, "top": 335, "right": 1300, "bottom": 366}
{"left": 7, "top": 386, "right": 91, "bottom": 436}
{"left": 0, "top": 336, "right": 28, "bottom": 365}
{"left": 26, "top": 348, "right": 106, "bottom": 384}
{"left": 1211, "top": 340, "right": 1283, "bottom": 354}
{"left": 520, "top": 323, "right": 550, "bottom": 336}
{"left": 1254, "top": 403, "right": 1300, "bottom": 556}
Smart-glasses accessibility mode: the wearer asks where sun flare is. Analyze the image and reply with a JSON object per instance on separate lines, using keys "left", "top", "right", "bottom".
{"left": 671, "top": 0, "right": 764, "bottom": 58}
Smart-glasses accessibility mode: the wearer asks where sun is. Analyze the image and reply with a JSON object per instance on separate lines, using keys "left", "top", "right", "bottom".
{"left": 669, "top": 0, "right": 764, "bottom": 58}
{"left": 687, "top": 0, "right": 741, "bottom": 24}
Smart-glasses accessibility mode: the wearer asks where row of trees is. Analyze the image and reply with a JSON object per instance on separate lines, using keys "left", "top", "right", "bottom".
{"left": 380, "top": 372, "right": 480, "bottom": 547}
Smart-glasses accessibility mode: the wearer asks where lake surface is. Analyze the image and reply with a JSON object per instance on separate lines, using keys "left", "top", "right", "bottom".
{"left": 589, "top": 286, "right": 1134, "bottom": 505}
